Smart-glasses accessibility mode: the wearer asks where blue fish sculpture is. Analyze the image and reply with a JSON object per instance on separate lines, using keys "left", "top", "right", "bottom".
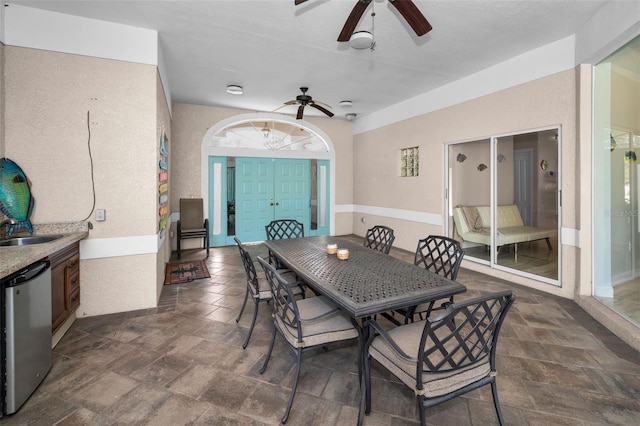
{"left": 0, "top": 158, "right": 35, "bottom": 238}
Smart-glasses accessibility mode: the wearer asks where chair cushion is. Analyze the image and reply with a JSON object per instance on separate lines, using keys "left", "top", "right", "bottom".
{"left": 276, "top": 296, "right": 358, "bottom": 348}
{"left": 255, "top": 272, "right": 303, "bottom": 300}
{"left": 370, "top": 321, "right": 491, "bottom": 398}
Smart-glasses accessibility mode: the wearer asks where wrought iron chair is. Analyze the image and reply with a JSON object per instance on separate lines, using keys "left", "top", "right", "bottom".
{"left": 363, "top": 225, "right": 395, "bottom": 254}
{"left": 234, "top": 237, "right": 304, "bottom": 349}
{"left": 257, "top": 257, "right": 360, "bottom": 424}
{"left": 361, "top": 290, "right": 515, "bottom": 426}
{"left": 396, "top": 235, "right": 465, "bottom": 324}
{"left": 265, "top": 219, "right": 304, "bottom": 268}
{"left": 177, "top": 198, "right": 209, "bottom": 258}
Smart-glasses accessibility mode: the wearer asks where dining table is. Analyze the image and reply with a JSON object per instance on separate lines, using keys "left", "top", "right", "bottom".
{"left": 263, "top": 235, "right": 467, "bottom": 320}
{"left": 263, "top": 235, "right": 467, "bottom": 426}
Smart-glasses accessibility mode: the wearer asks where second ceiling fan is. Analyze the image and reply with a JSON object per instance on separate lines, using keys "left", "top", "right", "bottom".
{"left": 276, "top": 87, "right": 334, "bottom": 120}
{"left": 295, "top": 0, "right": 432, "bottom": 42}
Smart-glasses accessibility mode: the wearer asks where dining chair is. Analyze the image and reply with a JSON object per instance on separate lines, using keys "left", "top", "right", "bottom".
{"left": 398, "top": 235, "right": 465, "bottom": 323}
{"left": 361, "top": 290, "right": 515, "bottom": 426}
{"left": 257, "top": 256, "right": 360, "bottom": 424}
{"left": 363, "top": 225, "right": 395, "bottom": 254}
{"left": 234, "top": 237, "right": 305, "bottom": 349}
{"left": 265, "top": 219, "right": 304, "bottom": 268}
{"left": 177, "top": 198, "right": 209, "bottom": 258}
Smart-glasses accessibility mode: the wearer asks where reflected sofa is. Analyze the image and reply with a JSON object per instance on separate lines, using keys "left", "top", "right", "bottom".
{"left": 452, "top": 205, "right": 557, "bottom": 259}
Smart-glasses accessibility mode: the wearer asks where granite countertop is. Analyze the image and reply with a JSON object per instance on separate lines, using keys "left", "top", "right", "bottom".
{"left": 0, "top": 222, "right": 90, "bottom": 278}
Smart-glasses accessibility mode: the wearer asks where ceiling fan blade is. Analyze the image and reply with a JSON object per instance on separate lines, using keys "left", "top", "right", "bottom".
{"left": 338, "top": 0, "right": 371, "bottom": 42}
{"left": 311, "top": 99, "right": 332, "bottom": 110}
{"left": 389, "top": 0, "right": 432, "bottom": 36}
{"left": 294, "top": 0, "right": 308, "bottom": 5}
{"left": 296, "top": 105, "right": 305, "bottom": 120}
{"left": 283, "top": 100, "right": 298, "bottom": 105}
{"left": 310, "top": 103, "right": 335, "bottom": 118}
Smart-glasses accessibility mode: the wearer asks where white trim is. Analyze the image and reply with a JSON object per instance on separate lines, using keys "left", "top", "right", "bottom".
{"left": 353, "top": 36, "right": 576, "bottom": 135}
{"left": 562, "top": 227, "right": 580, "bottom": 248}
{"left": 353, "top": 204, "right": 441, "bottom": 226}
{"left": 4, "top": 4, "right": 158, "bottom": 66}
{"left": 80, "top": 235, "right": 158, "bottom": 260}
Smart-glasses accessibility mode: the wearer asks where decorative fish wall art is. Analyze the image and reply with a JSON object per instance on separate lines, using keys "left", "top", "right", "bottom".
{"left": 0, "top": 158, "right": 35, "bottom": 238}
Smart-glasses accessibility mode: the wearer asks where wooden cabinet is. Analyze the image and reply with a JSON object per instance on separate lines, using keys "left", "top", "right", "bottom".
{"left": 49, "top": 242, "right": 80, "bottom": 333}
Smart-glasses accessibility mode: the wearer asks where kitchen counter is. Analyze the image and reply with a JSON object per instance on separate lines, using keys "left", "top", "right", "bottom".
{"left": 0, "top": 222, "right": 89, "bottom": 278}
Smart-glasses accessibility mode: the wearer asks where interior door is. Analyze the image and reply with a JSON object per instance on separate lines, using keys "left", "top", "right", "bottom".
{"left": 514, "top": 149, "right": 533, "bottom": 225}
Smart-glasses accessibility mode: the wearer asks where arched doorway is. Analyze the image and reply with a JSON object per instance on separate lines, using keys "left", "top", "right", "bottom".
{"left": 200, "top": 113, "right": 336, "bottom": 245}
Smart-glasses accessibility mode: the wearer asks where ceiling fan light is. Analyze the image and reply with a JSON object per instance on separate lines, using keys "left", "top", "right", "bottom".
{"left": 349, "top": 31, "right": 374, "bottom": 50}
{"left": 226, "top": 84, "right": 243, "bottom": 95}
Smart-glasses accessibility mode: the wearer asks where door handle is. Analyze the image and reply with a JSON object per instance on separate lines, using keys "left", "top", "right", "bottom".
{"left": 275, "top": 202, "right": 280, "bottom": 206}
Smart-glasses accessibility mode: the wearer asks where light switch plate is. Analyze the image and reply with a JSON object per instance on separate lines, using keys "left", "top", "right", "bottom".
{"left": 96, "top": 209, "right": 106, "bottom": 221}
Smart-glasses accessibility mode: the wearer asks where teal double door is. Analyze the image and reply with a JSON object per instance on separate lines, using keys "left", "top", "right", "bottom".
{"left": 209, "top": 156, "right": 329, "bottom": 245}
{"left": 235, "top": 157, "right": 310, "bottom": 242}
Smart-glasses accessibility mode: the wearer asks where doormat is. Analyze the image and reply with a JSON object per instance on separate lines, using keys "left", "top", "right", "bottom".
{"left": 164, "top": 260, "right": 210, "bottom": 285}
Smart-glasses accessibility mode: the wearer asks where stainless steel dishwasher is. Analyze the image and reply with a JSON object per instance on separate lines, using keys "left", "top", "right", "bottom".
{"left": 1, "top": 259, "right": 52, "bottom": 417}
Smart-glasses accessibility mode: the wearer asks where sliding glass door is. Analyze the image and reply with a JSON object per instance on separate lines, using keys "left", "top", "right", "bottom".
{"left": 447, "top": 129, "right": 560, "bottom": 283}
{"left": 593, "top": 35, "right": 640, "bottom": 325}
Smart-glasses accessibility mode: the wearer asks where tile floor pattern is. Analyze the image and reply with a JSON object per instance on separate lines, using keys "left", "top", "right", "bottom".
{"left": 4, "top": 236, "right": 640, "bottom": 425}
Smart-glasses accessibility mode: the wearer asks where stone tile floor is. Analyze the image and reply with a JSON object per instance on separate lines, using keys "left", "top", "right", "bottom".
{"left": 3, "top": 235, "right": 639, "bottom": 425}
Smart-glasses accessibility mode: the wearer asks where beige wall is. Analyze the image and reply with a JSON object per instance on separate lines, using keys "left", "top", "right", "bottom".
{"left": 5, "top": 46, "right": 167, "bottom": 315}
{"left": 169, "top": 102, "right": 354, "bottom": 247}
{"left": 353, "top": 68, "right": 578, "bottom": 298}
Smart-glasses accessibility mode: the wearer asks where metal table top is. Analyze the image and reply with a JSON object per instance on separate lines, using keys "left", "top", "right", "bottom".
{"left": 263, "top": 236, "right": 467, "bottom": 319}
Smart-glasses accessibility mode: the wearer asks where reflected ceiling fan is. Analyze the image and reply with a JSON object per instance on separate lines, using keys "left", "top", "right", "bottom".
{"left": 275, "top": 87, "right": 334, "bottom": 120}
{"left": 295, "top": 0, "right": 432, "bottom": 42}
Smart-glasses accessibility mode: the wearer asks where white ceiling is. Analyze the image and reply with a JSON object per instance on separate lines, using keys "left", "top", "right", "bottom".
{"left": 9, "top": 0, "right": 610, "bottom": 119}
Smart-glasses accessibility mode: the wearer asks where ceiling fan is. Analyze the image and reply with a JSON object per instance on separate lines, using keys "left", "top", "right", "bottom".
{"left": 276, "top": 87, "right": 334, "bottom": 120}
{"left": 295, "top": 0, "right": 432, "bottom": 42}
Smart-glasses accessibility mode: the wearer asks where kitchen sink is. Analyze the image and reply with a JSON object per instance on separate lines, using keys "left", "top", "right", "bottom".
{"left": 0, "top": 235, "right": 64, "bottom": 247}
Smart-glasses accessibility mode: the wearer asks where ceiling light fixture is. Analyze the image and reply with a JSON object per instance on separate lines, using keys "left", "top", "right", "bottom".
{"left": 346, "top": 113, "right": 357, "bottom": 121}
{"left": 226, "top": 84, "right": 243, "bottom": 95}
{"left": 339, "top": 100, "right": 353, "bottom": 107}
{"left": 349, "top": 31, "right": 374, "bottom": 50}
{"left": 350, "top": 1, "right": 376, "bottom": 50}
{"left": 262, "top": 122, "right": 271, "bottom": 138}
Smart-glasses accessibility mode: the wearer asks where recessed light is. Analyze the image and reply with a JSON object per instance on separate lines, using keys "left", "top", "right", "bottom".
{"left": 346, "top": 113, "right": 357, "bottom": 121}
{"left": 226, "top": 85, "right": 243, "bottom": 95}
{"left": 339, "top": 100, "right": 353, "bottom": 107}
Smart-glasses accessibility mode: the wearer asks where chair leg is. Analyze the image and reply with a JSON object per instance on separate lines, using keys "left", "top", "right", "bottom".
{"left": 282, "top": 348, "right": 303, "bottom": 424}
{"left": 491, "top": 379, "right": 505, "bottom": 426}
{"left": 259, "top": 324, "right": 277, "bottom": 374}
{"left": 418, "top": 395, "right": 426, "bottom": 426}
{"left": 241, "top": 299, "right": 260, "bottom": 349}
{"left": 177, "top": 238, "right": 181, "bottom": 259}
{"left": 235, "top": 288, "right": 250, "bottom": 323}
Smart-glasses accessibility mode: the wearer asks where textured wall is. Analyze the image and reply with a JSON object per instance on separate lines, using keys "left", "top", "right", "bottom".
{"left": 4, "top": 46, "right": 162, "bottom": 315}
{"left": 170, "top": 102, "right": 354, "bottom": 242}
{"left": 353, "top": 69, "right": 578, "bottom": 298}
